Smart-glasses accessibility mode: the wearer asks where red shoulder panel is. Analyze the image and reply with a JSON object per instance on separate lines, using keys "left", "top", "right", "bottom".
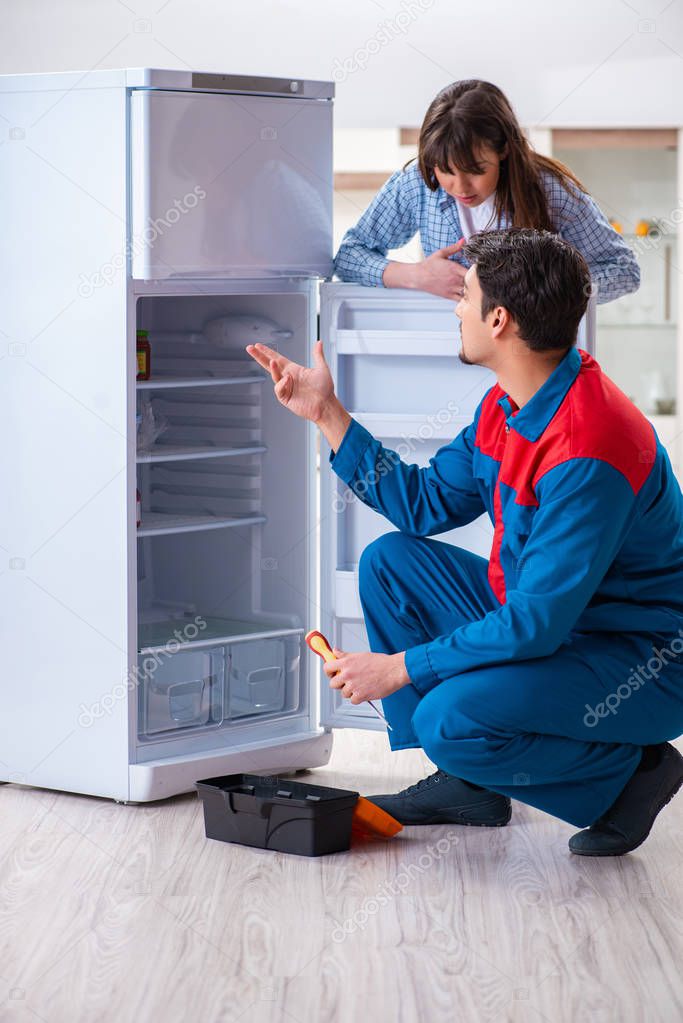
{"left": 506, "top": 352, "right": 656, "bottom": 501}
{"left": 474, "top": 384, "right": 508, "bottom": 461}
{"left": 474, "top": 351, "right": 657, "bottom": 605}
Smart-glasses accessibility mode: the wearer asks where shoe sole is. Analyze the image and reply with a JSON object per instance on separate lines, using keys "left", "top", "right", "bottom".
{"left": 570, "top": 764, "right": 683, "bottom": 857}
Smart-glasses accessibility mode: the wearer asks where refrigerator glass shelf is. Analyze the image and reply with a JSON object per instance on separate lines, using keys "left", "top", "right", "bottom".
{"left": 136, "top": 444, "right": 267, "bottom": 463}
{"left": 137, "top": 511, "right": 266, "bottom": 537}
{"left": 138, "top": 616, "right": 303, "bottom": 653}
{"left": 137, "top": 374, "right": 265, "bottom": 390}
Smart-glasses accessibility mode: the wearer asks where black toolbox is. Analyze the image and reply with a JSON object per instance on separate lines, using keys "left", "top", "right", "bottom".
{"left": 196, "top": 773, "right": 360, "bottom": 857}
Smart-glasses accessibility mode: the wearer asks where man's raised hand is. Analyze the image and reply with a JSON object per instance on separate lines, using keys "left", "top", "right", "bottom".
{"left": 246, "top": 340, "right": 334, "bottom": 423}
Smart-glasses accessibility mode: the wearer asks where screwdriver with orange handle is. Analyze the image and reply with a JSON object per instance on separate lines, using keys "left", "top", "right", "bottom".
{"left": 305, "top": 629, "right": 402, "bottom": 842}
{"left": 305, "top": 630, "right": 392, "bottom": 730}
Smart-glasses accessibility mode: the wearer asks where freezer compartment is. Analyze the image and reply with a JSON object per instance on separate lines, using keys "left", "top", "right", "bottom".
{"left": 129, "top": 88, "right": 333, "bottom": 279}
{"left": 137, "top": 630, "right": 304, "bottom": 741}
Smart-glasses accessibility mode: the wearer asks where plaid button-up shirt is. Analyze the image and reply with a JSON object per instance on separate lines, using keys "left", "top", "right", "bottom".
{"left": 334, "top": 163, "right": 640, "bottom": 303}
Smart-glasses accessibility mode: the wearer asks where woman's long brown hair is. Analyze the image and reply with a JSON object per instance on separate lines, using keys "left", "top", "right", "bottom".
{"left": 412, "top": 79, "right": 586, "bottom": 230}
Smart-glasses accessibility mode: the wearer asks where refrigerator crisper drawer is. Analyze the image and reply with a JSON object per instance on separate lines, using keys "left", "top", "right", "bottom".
{"left": 137, "top": 631, "right": 303, "bottom": 740}
{"left": 228, "top": 634, "right": 300, "bottom": 719}
{"left": 139, "top": 646, "right": 224, "bottom": 736}
{"left": 129, "top": 88, "right": 333, "bottom": 280}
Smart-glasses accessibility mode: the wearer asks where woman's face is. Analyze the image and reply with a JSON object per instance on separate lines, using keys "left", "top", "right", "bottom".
{"left": 434, "top": 143, "right": 506, "bottom": 206}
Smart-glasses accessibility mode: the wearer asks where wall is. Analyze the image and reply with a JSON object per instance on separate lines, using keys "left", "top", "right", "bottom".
{"left": 1, "top": 0, "right": 682, "bottom": 129}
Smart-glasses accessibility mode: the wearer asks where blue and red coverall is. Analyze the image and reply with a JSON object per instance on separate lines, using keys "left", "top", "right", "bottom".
{"left": 329, "top": 347, "right": 683, "bottom": 827}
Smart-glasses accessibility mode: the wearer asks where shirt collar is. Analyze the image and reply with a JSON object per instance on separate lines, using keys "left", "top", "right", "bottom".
{"left": 497, "top": 346, "right": 582, "bottom": 442}
{"left": 438, "top": 187, "right": 455, "bottom": 211}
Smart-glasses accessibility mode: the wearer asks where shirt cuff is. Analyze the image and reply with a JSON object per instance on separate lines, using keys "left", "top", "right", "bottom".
{"left": 362, "top": 255, "right": 390, "bottom": 287}
{"left": 328, "top": 417, "right": 375, "bottom": 486}
{"left": 404, "top": 642, "right": 442, "bottom": 695}
{"left": 333, "top": 252, "right": 390, "bottom": 288}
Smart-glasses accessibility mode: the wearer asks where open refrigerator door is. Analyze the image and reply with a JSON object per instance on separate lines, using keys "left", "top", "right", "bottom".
{"left": 317, "top": 283, "right": 497, "bottom": 731}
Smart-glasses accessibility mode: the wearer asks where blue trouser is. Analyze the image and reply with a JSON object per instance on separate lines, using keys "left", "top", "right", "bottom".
{"left": 359, "top": 532, "right": 683, "bottom": 828}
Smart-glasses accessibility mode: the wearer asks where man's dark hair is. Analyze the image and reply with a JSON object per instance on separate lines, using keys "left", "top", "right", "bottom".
{"left": 463, "top": 228, "right": 592, "bottom": 352}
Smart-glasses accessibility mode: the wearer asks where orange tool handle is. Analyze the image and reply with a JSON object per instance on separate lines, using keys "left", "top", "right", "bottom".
{"left": 305, "top": 632, "right": 402, "bottom": 840}
{"left": 306, "top": 630, "right": 336, "bottom": 665}
{"left": 305, "top": 630, "right": 392, "bottom": 730}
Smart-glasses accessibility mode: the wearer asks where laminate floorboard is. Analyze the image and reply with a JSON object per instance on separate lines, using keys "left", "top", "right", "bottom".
{"left": 0, "top": 731, "right": 681, "bottom": 1022}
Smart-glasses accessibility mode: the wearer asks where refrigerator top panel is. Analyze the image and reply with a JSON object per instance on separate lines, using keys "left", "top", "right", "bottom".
{"left": 0, "top": 68, "right": 334, "bottom": 100}
{"left": 134, "top": 69, "right": 335, "bottom": 100}
{"left": 129, "top": 78, "right": 334, "bottom": 280}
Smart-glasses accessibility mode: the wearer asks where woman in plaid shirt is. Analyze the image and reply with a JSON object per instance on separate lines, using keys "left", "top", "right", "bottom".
{"left": 334, "top": 80, "right": 640, "bottom": 304}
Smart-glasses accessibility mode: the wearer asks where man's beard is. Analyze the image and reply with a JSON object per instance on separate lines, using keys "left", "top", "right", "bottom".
{"left": 458, "top": 344, "right": 473, "bottom": 366}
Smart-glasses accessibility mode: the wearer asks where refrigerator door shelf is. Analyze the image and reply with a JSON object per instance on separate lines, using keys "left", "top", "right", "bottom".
{"left": 337, "top": 352, "right": 492, "bottom": 420}
{"left": 129, "top": 88, "right": 333, "bottom": 280}
{"left": 335, "top": 329, "right": 462, "bottom": 357}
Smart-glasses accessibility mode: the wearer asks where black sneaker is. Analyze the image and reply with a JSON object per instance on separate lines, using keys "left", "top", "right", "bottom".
{"left": 365, "top": 769, "right": 512, "bottom": 827}
{"left": 569, "top": 742, "right": 683, "bottom": 857}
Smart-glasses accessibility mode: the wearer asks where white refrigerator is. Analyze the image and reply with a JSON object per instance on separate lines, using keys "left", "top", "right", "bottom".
{"left": 0, "top": 69, "right": 595, "bottom": 802}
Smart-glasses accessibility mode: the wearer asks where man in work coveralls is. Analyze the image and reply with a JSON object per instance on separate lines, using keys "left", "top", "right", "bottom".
{"left": 246, "top": 228, "right": 683, "bottom": 857}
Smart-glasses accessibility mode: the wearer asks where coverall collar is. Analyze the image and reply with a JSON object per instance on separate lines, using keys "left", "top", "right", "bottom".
{"left": 496, "top": 345, "right": 582, "bottom": 442}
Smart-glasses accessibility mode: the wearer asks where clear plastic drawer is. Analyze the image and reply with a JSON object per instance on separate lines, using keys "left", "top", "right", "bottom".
{"left": 227, "top": 633, "right": 301, "bottom": 719}
{"left": 138, "top": 646, "right": 224, "bottom": 736}
{"left": 137, "top": 631, "right": 303, "bottom": 740}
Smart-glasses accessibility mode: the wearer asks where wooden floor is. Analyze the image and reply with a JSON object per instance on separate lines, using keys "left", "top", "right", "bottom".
{"left": 1, "top": 730, "right": 682, "bottom": 1023}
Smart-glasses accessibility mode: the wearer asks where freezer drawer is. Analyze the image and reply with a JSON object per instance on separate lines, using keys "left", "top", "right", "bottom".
{"left": 129, "top": 88, "right": 333, "bottom": 279}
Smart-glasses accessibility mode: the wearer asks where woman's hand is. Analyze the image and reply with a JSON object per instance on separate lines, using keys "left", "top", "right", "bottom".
{"left": 384, "top": 239, "right": 467, "bottom": 300}
{"left": 415, "top": 240, "right": 468, "bottom": 299}
{"left": 323, "top": 649, "right": 411, "bottom": 704}
{"left": 246, "top": 340, "right": 334, "bottom": 422}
